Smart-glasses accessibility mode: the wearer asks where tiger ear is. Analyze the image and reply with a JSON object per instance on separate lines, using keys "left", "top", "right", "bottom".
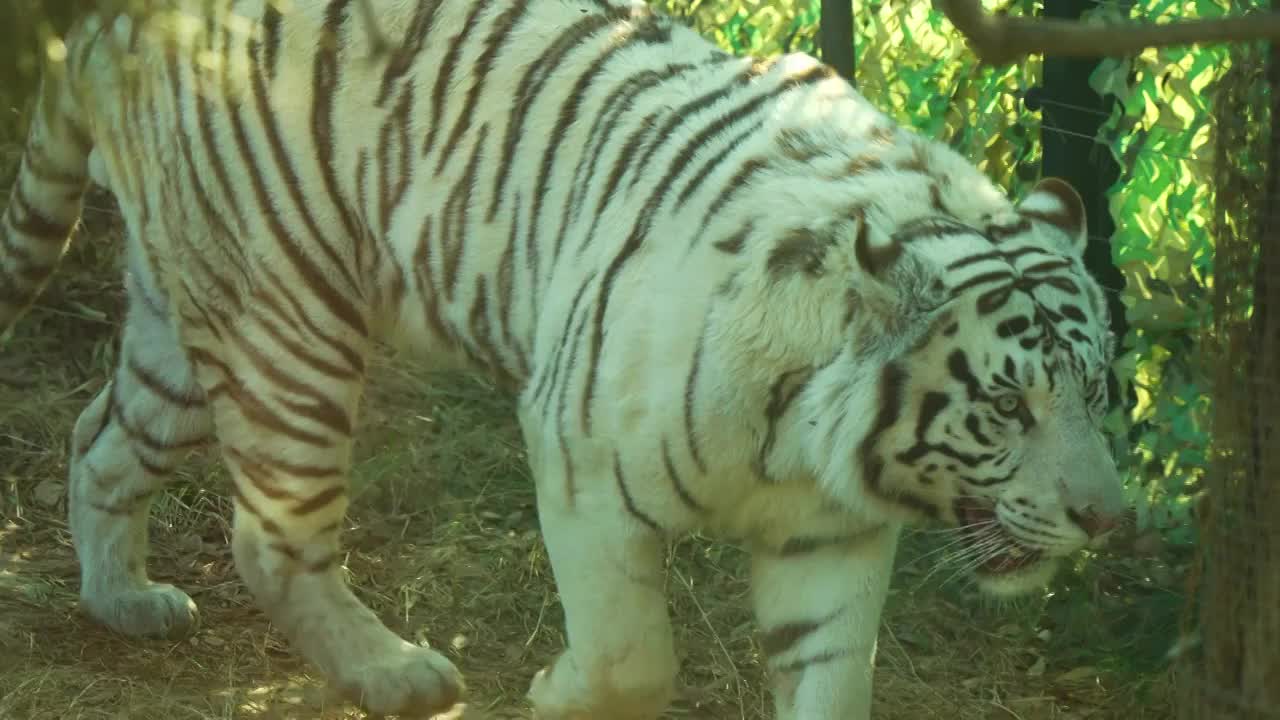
{"left": 848, "top": 222, "right": 950, "bottom": 331}
{"left": 1018, "top": 177, "right": 1088, "bottom": 256}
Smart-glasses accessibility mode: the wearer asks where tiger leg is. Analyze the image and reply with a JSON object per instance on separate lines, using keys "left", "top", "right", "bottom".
{"left": 192, "top": 320, "right": 463, "bottom": 717}
{"left": 68, "top": 267, "right": 210, "bottom": 639}
{"left": 526, "top": 480, "right": 678, "bottom": 720}
{"left": 751, "top": 525, "right": 899, "bottom": 720}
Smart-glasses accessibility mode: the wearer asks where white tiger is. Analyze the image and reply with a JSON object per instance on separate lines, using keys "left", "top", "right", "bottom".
{"left": 0, "top": 1, "right": 1127, "bottom": 717}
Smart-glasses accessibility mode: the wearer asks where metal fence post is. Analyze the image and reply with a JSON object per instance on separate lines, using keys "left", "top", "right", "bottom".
{"left": 821, "top": 0, "right": 855, "bottom": 83}
{"left": 1032, "top": 0, "right": 1129, "bottom": 349}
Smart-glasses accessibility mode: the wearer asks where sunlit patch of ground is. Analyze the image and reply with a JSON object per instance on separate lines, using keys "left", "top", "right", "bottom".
{"left": 0, "top": 143, "right": 1177, "bottom": 720}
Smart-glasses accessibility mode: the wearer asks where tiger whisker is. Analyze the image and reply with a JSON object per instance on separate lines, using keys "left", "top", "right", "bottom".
{"left": 900, "top": 522, "right": 1000, "bottom": 570}
{"left": 913, "top": 531, "right": 1009, "bottom": 588}
{"left": 938, "top": 543, "right": 1015, "bottom": 588}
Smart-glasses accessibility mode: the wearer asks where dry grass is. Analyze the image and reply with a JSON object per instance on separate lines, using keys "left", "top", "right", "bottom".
{"left": 0, "top": 139, "right": 1180, "bottom": 720}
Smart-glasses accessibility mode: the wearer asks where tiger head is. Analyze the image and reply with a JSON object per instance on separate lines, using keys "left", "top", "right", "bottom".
{"left": 796, "top": 177, "right": 1127, "bottom": 596}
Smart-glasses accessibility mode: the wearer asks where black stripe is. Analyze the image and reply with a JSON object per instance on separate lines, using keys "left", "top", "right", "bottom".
{"left": 627, "top": 59, "right": 778, "bottom": 193}
{"left": 112, "top": 402, "right": 210, "bottom": 454}
{"left": 249, "top": 298, "right": 361, "bottom": 381}
{"left": 682, "top": 330, "right": 708, "bottom": 473}
{"left": 1003, "top": 514, "right": 1063, "bottom": 541}
{"left": 376, "top": 0, "right": 443, "bottom": 106}
{"left": 856, "top": 363, "right": 940, "bottom": 519}
{"left": 577, "top": 103, "right": 668, "bottom": 255}
{"left": 225, "top": 79, "right": 368, "bottom": 337}
{"left": 945, "top": 245, "right": 1044, "bottom": 271}
{"left": 261, "top": 3, "right": 284, "bottom": 81}
{"left": 191, "top": 49, "right": 250, "bottom": 238}
{"left": 8, "top": 183, "right": 69, "bottom": 242}
{"left": 755, "top": 368, "right": 813, "bottom": 480}
{"left": 712, "top": 224, "right": 752, "bottom": 254}
{"left": 264, "top": 265, "right": 367, "bottom": 375}
{"left": 488, "top": 5, "right": 637, "bottom": 221}
{"left": 949, "top": 269, "right": 1016, "bottom": 298}
{"left": 496, "top": 193, "right": 522, "bottom": 366}
{"left": 674, "top": 119, "right": 764, "bottom": 211}
{"left": 238, "top": 8, "right": 358, "bottom": 296}
{"left": 580, "top": 64, "right": 834, "bottom": 433}
{"left": 195, "top": 353, "right": 337, "bottom": 448}
{"left": 557, "top": 62, "right": 703, "bottom": 254}
{"left": 167, "top": 42, "right": 256, "bottom": 293}
{"left": 127, "top": 355, "right": 205, "bottom": 408}
{"left": 423, "top": 0, "right": 494, "bottom": 163}
{"left": 221, "top": 329, "right": 353, "bottom": 436}
{"left": 890, "top": 216, "right": 979, "bottom": 245}
{"left": 530, "top": 272, "right": 595, "bottom": 411}
{"left": 661, "top": 437, "right": 707, "bottom": 514}
{"left": 963, "top": 413, "right": 992, "bottom": 446}
{"left": 615, "top": 453, "right": 662, "bottom": 532}
{"left": 959, "top": 464, "right": 1018, "bottom": 487}
{"left": 435, "top": 1, "right": 528, "bottom": 175}
{"left": 760, "top": 619, "right": 824, "bottom": 657}
{"left": 312, "top": 0, "right": 367, "bottom": 264}
{"left": 777, "top": 534, "right": 862, "bottom": 556}
{"left": 375, "top": 83, "right": 416, "bottom": 234}
{"left": 533, "top": 14, "right": 672, "bottom": 267}
{"left": 552, "top": 300, "right": 596, "bottom": 506}
{"left": 439, "top": 124, "right": 489, "bottom": 300}
{"left": 699, "top": 156, "right": 769, "bottom": 234}
{"left": 772, "top": 649, "right": 853, "bottom": 674}
{"left": 292, "top": 485, "right": 346, "bottom": 515}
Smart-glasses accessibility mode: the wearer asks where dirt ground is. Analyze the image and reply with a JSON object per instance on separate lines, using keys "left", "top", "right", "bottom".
{"left": 0, "top": 175, "right": 1180, "bottom": 719}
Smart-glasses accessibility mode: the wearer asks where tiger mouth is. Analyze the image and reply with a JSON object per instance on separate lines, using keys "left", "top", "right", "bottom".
{"left": 955, "top": 499, "right": 1044, "bottom": 575}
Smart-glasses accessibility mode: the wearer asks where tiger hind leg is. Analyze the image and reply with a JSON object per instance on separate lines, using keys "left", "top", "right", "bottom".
{"left": 69, "top": 266, "right": 210, "bottom": 639}
{"left": 188, "top": 308, "right": 463, "bottom": 717}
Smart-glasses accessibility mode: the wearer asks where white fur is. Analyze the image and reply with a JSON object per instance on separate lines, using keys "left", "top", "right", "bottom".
{"left": 0, "top": 2, "right": 1126, "bottom": 718}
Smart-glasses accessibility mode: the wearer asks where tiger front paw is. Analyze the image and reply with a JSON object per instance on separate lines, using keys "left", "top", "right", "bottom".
{"left": 527, "top": 652, "right": 674, "bottom": 720}
{"left": 335, "top": 642, "right": 465, "bottom": 718}
{"left": 81, "top": 582, "right": 200, "bottom": 640}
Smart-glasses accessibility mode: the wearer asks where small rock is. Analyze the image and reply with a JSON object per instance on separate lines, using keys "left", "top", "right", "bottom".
{"left": 32, "top": 478, "right": 65, "bottom": 508}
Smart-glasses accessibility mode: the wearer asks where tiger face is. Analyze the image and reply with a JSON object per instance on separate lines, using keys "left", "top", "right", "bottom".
{"left": 886, "top": 282, "right": 1122, "bottom": 594}
{"left": 807, "top": 178, "right": 1126, "bottom": 596}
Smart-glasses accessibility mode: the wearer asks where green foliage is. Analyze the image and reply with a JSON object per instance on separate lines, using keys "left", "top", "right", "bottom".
{"left": 1086, "top": 0, "right": 1267, "bottom": 548}
{"left": 660, "top": 0, "right": 822, "bottom": 56}
{"left": 663, "top": 0, "right": 1044, "bottom": 194}
{"left": 851, "top": 0, "right": 1043, "bottom": 195}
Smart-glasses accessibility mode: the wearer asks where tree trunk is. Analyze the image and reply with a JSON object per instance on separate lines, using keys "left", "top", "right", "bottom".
{"left": 1180, "top": 39, "right": 1280, "bottom": 720}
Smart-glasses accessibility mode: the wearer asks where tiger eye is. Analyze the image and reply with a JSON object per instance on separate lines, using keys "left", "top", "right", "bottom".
{"left": 994, "top": 395, "right": 1024, "bottom": 416}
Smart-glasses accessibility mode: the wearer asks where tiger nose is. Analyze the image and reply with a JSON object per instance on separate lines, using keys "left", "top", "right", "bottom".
{"left": 1056, "top": 466, "right": 1128, "bottom": 539}
{"left": 1066, "top": 505, "right": 1121, "bottom": 539}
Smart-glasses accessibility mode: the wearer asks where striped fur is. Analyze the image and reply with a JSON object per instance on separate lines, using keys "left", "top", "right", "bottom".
{"left": 0, "top": 2, "right": 1126, "bottom": 718}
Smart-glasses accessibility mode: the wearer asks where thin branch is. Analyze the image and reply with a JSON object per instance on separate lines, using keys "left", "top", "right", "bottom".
{"left": 936, "top": 0, "right": 1280, "bottom": 65}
